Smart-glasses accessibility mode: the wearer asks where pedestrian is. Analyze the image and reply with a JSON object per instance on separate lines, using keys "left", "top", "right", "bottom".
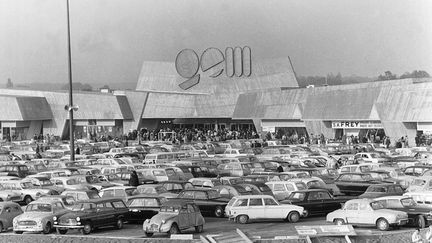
{"left": 129, "top": 170, "right": 139, "bottom": 187}
{"left": 412, "top": 228, "right": 423, "bottom": 243}
{"left": 75, "top": 146, "right": 80, "bottom": 155}
{"left": 276, "top": 165, "right": 283, "bottom": 172}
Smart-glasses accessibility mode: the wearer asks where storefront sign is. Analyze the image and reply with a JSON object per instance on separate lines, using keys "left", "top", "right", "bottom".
{"left": 175, "top": 46, "right": 252, "bottom": 90}
{"left": 332, "top": 121, "right": 383, "bottom": 129}
{"left": 262, "top": 126, "right": 275, "bottom": 133}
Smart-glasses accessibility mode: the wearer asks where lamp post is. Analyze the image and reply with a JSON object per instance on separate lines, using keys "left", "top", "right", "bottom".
{"left": 66, "top": 0, "right": 75, "bottom": 161}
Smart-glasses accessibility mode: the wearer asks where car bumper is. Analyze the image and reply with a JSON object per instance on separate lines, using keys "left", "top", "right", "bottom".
{"left": 392, "top": 219, "right": 409, "bottom": 226}
{"left": 54, "top": 224, "right": 84, "bottom": 229}
{"left": 14, "top": 226, "right": 43, "bottom": 232}
{"left": 143, "top": 224, "right": 170, "bottom": 233}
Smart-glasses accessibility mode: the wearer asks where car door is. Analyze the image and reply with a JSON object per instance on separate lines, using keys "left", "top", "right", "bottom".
{"left": 318, "top": 191, "right": 340, "bottom": 213}
{"left": 344, "top": 202, "right": 360, "bottom": 224}
{"left": 306, "top": 191, "right": 323, "bottom": 215}
{"left": 94, "top": 202, "right": 112, "bottom": 226}
{"left": 357, "top": 201, "right": 375, "bottom": 225}
{"left": 178, "top": 205, "right": 190, "bottom": 230}
{"left": 263, "top": 197, "right": 282, "bottom": 219}
{"left": 193, "top": 191, "right": 209, "bottom": 214}
{"left": 2, "top": 206, "right": 14, "bottom": 228}
{"left": 247, "top": 198, "right": 264, "bottom": 219}
{"left": 187, "top": 204, "right": 197, "bottom": 226}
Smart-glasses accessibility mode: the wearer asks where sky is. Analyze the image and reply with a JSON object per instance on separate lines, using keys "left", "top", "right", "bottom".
{"left": 0, "top": 0, "right": 431, "bottom": 86}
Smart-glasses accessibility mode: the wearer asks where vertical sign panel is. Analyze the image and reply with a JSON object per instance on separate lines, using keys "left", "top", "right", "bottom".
{"left": 225, "top": 47, "right": 234, "bottom": 77}
{"left": 242, "top": 46, "right": 252, "bottom": 77}
{"left": 234, "top": 47, "right": 243, "bottom": 77}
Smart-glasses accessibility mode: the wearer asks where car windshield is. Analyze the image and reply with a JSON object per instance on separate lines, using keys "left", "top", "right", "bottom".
{"left": 128, "top": 198, "right": 159, "bottom": 207}
{"left": 26, "top": 203, "right": 52, "bottom": 212}
{"left": 125, "top": 188, "right": 139, "bottom": 196}
{"left": 72, "top": 203, "right": 95, "bottom": 211}
{"left": 153, "top": 170, "right": 166, "bottom": 176}
{"left": 366, "top": 186, "right": 386, "bottom": 192}
{"left": 208, "top": 190, "right": 220, "bottom": 199}
{"left": 296, "top": 183, "right": 307, "bottom": 190}
{"left": 66, "top": 179, "right": 79, "bottom": 185}
{"left": 160, "top": 205, "right": 180, "bottom": 213}
{"left": 401, "top": 198, "right": 417, "bottom": 207}
{"left": 413, "top": 179, "right": 426, "bottom": 186}
{"left": 21, "top": 182, "right": 34, "bottom": 189}
{"left": 361, "top": 174, "right": 374, "bottom": 181}
{"left": 370, "top": 201, "right": 385, "bottom": 210}
{"left": 40, "top": 180, "right": 53, "bottom": 186}
{"left": 288, "top": 192, "right": 306, "bottom": 200}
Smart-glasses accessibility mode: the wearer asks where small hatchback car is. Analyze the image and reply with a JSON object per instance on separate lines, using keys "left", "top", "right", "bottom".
{"left": 143, "top": 199, "right": 205, "bottom": 237}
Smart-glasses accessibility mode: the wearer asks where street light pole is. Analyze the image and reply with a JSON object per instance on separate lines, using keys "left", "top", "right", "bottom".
{"left": 66, "top": 0, "right": 75, "bottom": 161}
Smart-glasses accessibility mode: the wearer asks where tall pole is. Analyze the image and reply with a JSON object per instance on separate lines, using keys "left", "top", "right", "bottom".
{"left": 66, "top": 0, "right": 75, "bottom": 161}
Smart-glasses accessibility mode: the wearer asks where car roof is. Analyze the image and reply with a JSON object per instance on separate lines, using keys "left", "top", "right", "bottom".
{"left": 101, "top": 186, "right": 136, "bottom": 190}
{"left": 127, "top": 195, "right": 165, "bottom": 200}
{"left": 162, "top": 199, "right": 194, "bottom": 207}
{"left": 0, "top": 201, "right": 21, "bottom": 207}
{"left": 345, "top": 198, "right": 374, "bottom": 204}
{"left": 77, "top": 198, "right": 125, "bottom": 204}
{"left": 289, "top": 189, "right": 330, "bottom": 193}
{"left": 375, "top": 196, "right": 409, "bottom": 200}
{"left": 232, "top": 195, "right": 275, "bottom": 199}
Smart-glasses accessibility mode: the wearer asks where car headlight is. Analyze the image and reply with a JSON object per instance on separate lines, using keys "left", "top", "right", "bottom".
{"left": 53, "top": 216, "right": 57, "bottom": 221}
{"left": 161, "top": 220, "right": 166, "bottom": 224}
{"left": 76, "top": 217, "right": 80, "bottom": 221}
{"left": 36, "top": 192, "right": 41, "bottom": 197}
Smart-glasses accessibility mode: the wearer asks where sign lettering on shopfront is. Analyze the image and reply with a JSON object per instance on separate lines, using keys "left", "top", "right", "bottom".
{"left": 332, "top": 121, "right": 383, "bottom": 129}
{"left": 175, "top": 46, "right": 252, "bottom": 90}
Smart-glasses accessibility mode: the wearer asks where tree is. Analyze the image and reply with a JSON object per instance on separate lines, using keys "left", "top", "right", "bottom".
{"left": 6, "top": 78, "right": 13, "bottom": 88}
{"left": 377, "top": 71, "right": 397, "bottom": 81}
{"left": 61, "top": 82, "right": 93, "bottom": 91}
{"left": 400, "top": 70, "right": 430, "bottom": 79}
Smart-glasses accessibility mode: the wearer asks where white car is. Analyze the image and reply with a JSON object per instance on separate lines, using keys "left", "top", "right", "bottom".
{"left": 225, "top": 195, "right": 304, "bottom": 224}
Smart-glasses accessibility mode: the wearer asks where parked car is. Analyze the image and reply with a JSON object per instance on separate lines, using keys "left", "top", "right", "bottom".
{"left": 2, "top": 180, "right": 54, "bottom": 205}
{"left": 176, "top": 189, "right": 229, "bottom": 217}
{"left": 126, "top": 195, "right": 167, "bottom": 222}
{"left": 100, "top": 186, "right": 139, "bottom": 203}
{"left": 13, "top": 197, "right": 70, "bottom": 234}
{"left": 189, "top": 177, "right": 222, "bottom": 188}
{"left": 265, "top": 181, "right": 307, "bottom": 201}
{"left": 334, "top": 173, "right": 384, "bottom": 196}
{"left": 61, "top": 190, "right": 100, "bottom": 202}
{"left": 143, "top": 199, "right": 205, "bottom": 237}
{"left": 0, "top": 184, "right": 22, "bottom": 203}
{"left": 53, "top": 198, "right": 129, "bottom": 234}
{"left": 358, "top": 184, "right": 405, "bottom": 199}
{"left": 0, "top": 202, "right": 23, "bottom": 232}
{"left": 225, "top": 195, "right": 304, "bottom": 224}
{"left": 406, "top": 176, "right": 432, "bottom": 192}
{"left": 374, "top": 196, "right": 432, "bottom": 228}
{"left": 237, "top": 182, "right": 274, "bottom": 197}
{"left": 326, "top": 198, "right": 409, "bottom": 231}
{"left": 136, "top": 184, "right": 178, "bottom": 199}
{"left": 281, "top": 189, "right": 346, "bottom": 217}
{"left": 159, "top": 181, "right": 194, "bottom": 194}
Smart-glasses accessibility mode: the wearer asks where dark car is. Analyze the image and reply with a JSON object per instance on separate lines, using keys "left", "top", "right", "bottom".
{"left": 374, "top": 196, "right": 432, "bottom": 228}
{"left": 334, "top": 173, "right": 385, "bottom": 196}
{"left": 236, "top": 182, "right": 274, "bottom": 197}
{"left": 281, "top": 189, "right": 347, "bottom": 217}
{"left": 53, "top": 198, "right": 129, "bottom": 235}
{"left": 358, "top": 184, "right": 405, "bottom": 199}
{"left": 0, "top": 164, "right": 30, "bottom": 178}
{"left": 159, "top": 181, "right": 194, "bottom": 194}
{"left": 116, "top": 172, "right": 155, "bottom": 185}
{"left": 125, "top": 195, "right": 167, "bottom": 222}
{"left": 176, "top": 189, "right": 229, "bottom": 217}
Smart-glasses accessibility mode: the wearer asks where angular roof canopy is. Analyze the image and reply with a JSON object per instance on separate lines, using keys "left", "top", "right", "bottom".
{"left": 0, "top": 95, "right": 52, "bottom": 121}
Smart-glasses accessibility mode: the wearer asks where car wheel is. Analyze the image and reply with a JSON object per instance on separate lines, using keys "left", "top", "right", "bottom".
{"left": 376, "top": 218, "right": 390, "bottom": 231}
{"left": 195, "top": 225, "right": 204, "bottom": 233}
{"left": 168, "top": 223, "right": 180, "bottom": 236}
{"left": 42, "top": 222, "right": 52, "bottom": 234}
{"left": 57, "top": 228, "right": 68, "bottom": 235}
{"left": 417, "top": 215, "right": 426, "bottom": 228}
{"left": 214, "top": 206, "right": 224, "bottom": 218}
{"left": 14, "top": 231, "right": 23, "bottom": 234}
{"left": 303, "top": 209, "right": 309, "bottom": 218}
{"left": 115, "top": 218, "right": 124, "bottom": 229}
{"left": 287, "top": 211, "right": 300, "bottom": 223}
{"left": 237, "top": 215, "right": 249, "bottom": 224}
{"left": 24, "top": 196, "right": 33, "bottom": 205}
{"left": 145, "top": 232, "right": 154, "bottom": 237}
{"left": 334, "top": 218, "right": 345, "bottom": 225}
{"left": 82, "top": 222, "right": 92, "bottom": 235}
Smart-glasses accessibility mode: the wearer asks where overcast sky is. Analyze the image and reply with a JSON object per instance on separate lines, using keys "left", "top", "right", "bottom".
{"left": 0, "top": 0, "right": 431, "bottom": 85}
